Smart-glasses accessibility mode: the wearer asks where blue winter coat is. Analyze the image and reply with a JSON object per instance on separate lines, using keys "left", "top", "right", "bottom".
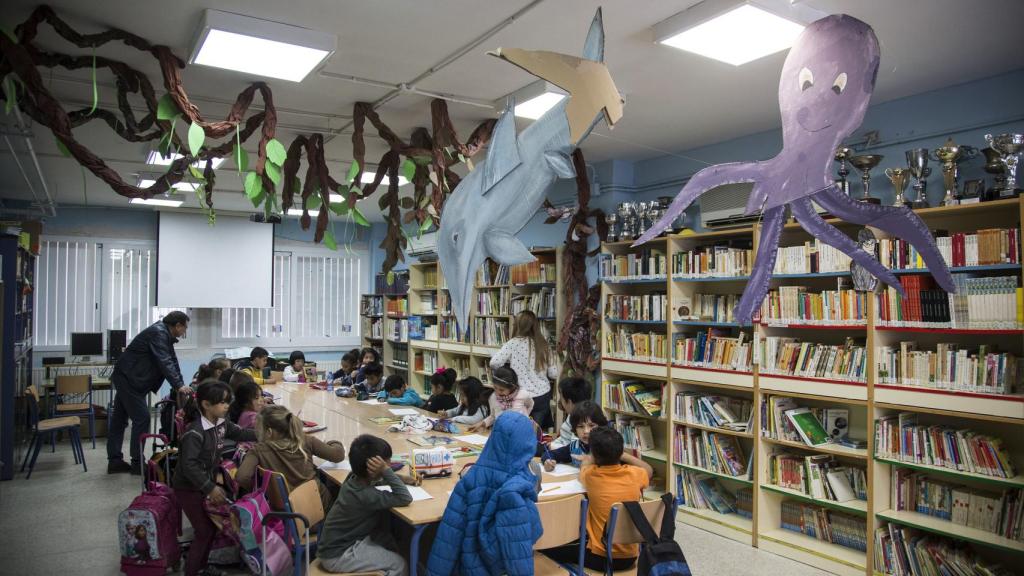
{"left": 427, "top": 411, "right": 542, "bottom": 576}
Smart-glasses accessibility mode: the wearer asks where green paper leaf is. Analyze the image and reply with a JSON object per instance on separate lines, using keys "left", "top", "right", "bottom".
{"left": 465, "top": 157, "right": 474, "bottom": 172}
{"left": 244, "top": 171, "right": 262, "bottom": 201}
{"left": 349, "top": 184, "right": 361, "bottom": 196}
{"left": 386, "top": 270, "right": 395, "bottom": 286}
{"left": 156, "top": 93, "right": 179, "bottom": 121}
{"left": 265, "top": 161, "right": 282, "bottom": 186}
{"left": 252, "top": 189, "right": 265, "bottom": 208}
{"left": 235, "top": 145, "right": 248, "bottom": 174}
{"left": 88, "top": 49, "right": 98, "bottom": 116}
{"left": 188, "top": 165, "right": 205, "bottom": 181}
{"left": 3, "top": 76, "right": 16, "bottom": 115}
{"left": 55, "top": 137, "right": 71, "bottom": 158}
{"left": 345, "top": 161, "right": 360, "bottom": 185}
{"left": 306, "top": 191, "right": 322, "bottom": 211}
{"left": 419, "top": 217, "right": 432, "bottom": 236}
{"left": 266, "top": 138, "right": 287, "bottom": 166}
{"left": 329, "top": 201, "right": 349, "bottom": 216}
{"left": 351, "top": 205, "right": 370, "bottom": 227}
{"left": 323, "top": 227, "right": 338, "bottom": 251}
{"left": 418, "top": 195, "right": 430, "bottom": 209}
{"left": 188, "top": 122, "right": 205, "bottom": 157}
{"left": 158, "top": 114, "right": 178, "bottom": 158}
{"left": 400, "top": 158, "right": 416, "bottom": 183}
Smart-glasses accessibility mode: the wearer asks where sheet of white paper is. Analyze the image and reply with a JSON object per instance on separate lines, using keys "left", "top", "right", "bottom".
{"left": 539, "top": 479, "right": 586, "bottom": 497}
{"left": 376, "top": 485, "right": 434, "bottom": 501}
{"left": 318, "top": 460, "right": 351, "bottom": 471}
{"left": 453, "top": 434, "right": 490, "bottom": 445}
{"left": 545, "top": 463, "right": 578, "bottom": 477}
{"left": 389, "top": 408, "right": 420, "bottom": 416}
{"left": 360, "top": 399, "right": 383, "bottom": 405}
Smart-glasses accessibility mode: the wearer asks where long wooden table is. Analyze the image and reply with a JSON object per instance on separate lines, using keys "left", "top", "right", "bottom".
{"left": 268, "top": 382, "right": 577, "bottom": 576}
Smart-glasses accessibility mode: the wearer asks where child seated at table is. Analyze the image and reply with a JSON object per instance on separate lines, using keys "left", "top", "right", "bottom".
{"left": 228, "top": 380, "right": 265, "bottom": 429}
{"left": 354, "top": 363, "right": 384, "bottom": 398}
{"left": 377, "top": 374, "right": 423, "bottom": 407}
{"left": 542, "top": 426, "right": 653, "bottom": 572}
{"left": 242, "top": 347, "right": 270, "bottom": 387}
{"left": 330, "top": 350, "right": 360, "bottom": 388}
{"left": 423, "top": 368, "right": 458, "bottom": 413}
{"left": 282, "top": 350, "right": 307, "bottom": 382}
{"left": 439, "top": 377, "right": 489, "bottom": 425}
{"left": 356, "top": 347, "right": 381, "bottom": 381}
{"left": 317, "top": 435, "right": 418, "bottom": 576}
{"left": 469, "top": 366, "right": 532, "bottom": 432}
{"left": 550, "top": 377, "right": 592, "bottom": 449}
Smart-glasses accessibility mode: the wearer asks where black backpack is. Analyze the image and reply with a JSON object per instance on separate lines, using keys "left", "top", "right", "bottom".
{"left": 623, "top": 494, "right": 691, "bottom": 576}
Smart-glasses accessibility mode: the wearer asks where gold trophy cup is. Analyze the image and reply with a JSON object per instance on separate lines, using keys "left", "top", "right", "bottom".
{"left": 885, "top": 167, "right": 911, "bottom": 207}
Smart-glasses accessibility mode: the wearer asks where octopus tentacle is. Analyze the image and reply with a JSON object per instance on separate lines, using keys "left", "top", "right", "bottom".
{"left": 633, "top": 161, "right": 765, "bottom": 246}
{"left": 813, "top": 187, "right": 955, "bottom": 293}
{"left": 734, "top": 205, "right": 786, "bottom": 325}
{"left": 790, "top": 197, "right": 904, "bottom": 296}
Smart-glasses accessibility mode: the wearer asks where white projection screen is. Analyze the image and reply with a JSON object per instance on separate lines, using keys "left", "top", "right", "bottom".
{"left": 157, "top": 212, "right": 274, "bottom": 308}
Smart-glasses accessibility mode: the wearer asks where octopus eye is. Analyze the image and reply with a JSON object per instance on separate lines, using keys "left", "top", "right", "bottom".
{"left": 832, "top": 72, "right": 848, "bottom": 95}
{"left": 799, "top": 67, "right": 813, "bottom": 91}
{"left": 452, "top": 232, "right": 460, "bottom": 245}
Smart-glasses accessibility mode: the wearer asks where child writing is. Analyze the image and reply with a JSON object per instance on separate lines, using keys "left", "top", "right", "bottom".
{"left": 543, "top": 426, "right": 653, "bottom": 572}
{"left": 550, "top": 377, "right": 592, "bottom": 449}
{"left": 282, "top": 350, "right": 308, "bottom": 382}
{"left": 330, "top": 350, "right": 360, "bottom": 388}
{"left": 377, "top": 374, "right": 424, "bottom": 406}
{"left": 423, "top": 368, "right": 458, "bottom": 413}
{"left": 356, "top": 363, "right": 384, "bottom": 397}
{"left": 236, "top": 404, "right": 346, "bottom": 512}
{"left": 228, "top": 380, "right": 265, "bottom": 429}
{"left": 439, "top": 377, "right": 489, "bottom": 425}
{"left": 172, "top": 379, "right": 257, "bottom": 576}
{"left": 541, "top": 401, "right": 650, "bottom": 470}
{"left": 469, "top": 366, "right": 532, "bottom": 432}
{"left": 317, "top": 435, "right": 418, "bottom": 575}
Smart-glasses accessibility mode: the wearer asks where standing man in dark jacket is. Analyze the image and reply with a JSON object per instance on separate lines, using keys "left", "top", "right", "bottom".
{"left": 106, "top": 311, "right": 190, "bottom": 474}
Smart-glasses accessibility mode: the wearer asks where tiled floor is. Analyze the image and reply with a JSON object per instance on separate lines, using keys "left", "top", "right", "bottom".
{"left": 0, "top": 436, "right": 833, "bottom": 576}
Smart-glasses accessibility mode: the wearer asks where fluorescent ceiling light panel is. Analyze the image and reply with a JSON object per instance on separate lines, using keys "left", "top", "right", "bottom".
{"left": 655, "top": 1, "right": 810, "bottom": 66}
{"left": 361, "top": 172, "right": 409, "bottom": 187}
{"left": 130, "top": 198, "right": 184, "bottom": 208}
{"left": 138, "top": 178, "right": 199, "bottom": 192}
{"left": 286, "top": 208, "right": 305, "bottom": 216}
{"left": 498, "top": 80, "right": 568, "bottom": 120}
{"left": 190, "top": 10, "right": 336, "bottom": 82}
{"left": 146, "top": 150, "right": 225, "bottom": 169}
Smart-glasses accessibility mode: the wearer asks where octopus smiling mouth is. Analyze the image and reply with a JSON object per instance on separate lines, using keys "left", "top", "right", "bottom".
{"left": 799, "top": 119, "right": 833, "bottom": 132}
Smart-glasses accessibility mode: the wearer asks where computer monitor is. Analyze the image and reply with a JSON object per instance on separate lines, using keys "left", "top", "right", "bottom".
{"left": 70, "top": 332, "right": 103, "bottom": 357}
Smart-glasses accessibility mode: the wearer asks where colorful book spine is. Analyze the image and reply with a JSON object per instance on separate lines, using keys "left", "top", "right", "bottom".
{"left": 874, "top": 414, "right": 1017, "bottom": 479}
{"left": 606, "top": 292, "right": 668, "bottom": 322}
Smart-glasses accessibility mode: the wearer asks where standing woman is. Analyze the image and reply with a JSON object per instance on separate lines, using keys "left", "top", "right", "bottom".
{"left": 489, "top": 311, "right": 559, "bottom": 430}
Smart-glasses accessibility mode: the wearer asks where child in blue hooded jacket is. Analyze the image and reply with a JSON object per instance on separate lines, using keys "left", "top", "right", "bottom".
{"left": 427, "top": 411, "right": 542, "bottom": 576}
{"left": 377, "top": 375, "right": 424, "bottom": 407}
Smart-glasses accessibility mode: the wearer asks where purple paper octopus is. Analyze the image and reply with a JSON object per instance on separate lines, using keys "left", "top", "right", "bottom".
{"left": 635, "top": 14, "right": 954, "bottom": 324}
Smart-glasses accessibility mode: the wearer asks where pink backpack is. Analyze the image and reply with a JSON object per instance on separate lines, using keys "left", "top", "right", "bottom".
{"left": 203, "top": 462, "right": 243, "bottom": 566}
{"left": 119, "top": 479, "right": 182, "bottom": 575}
{"left": 231, "top": 469, "right": 290, "bottom": 575}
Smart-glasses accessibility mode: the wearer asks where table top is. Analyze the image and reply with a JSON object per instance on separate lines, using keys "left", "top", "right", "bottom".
{"left": 268, "top": 382, "right": 577, "bottom": 525}
{"left": 40, "top": 377, "right": 112, "bottom": 389}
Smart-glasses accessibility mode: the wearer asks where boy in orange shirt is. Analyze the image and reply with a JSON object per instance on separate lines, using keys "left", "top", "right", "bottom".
{"left": 541, "top": 426, "right": 653, "bottom": 571}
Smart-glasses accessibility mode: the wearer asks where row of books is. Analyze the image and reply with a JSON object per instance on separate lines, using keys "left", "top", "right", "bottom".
{"left": 386, "top": 297, "right": 409, "bottom": 316}
{"left": 600, "top": 250, "right": 668, "bottom": 280}
{"left": 510, "top": 288, "right": 556, "bottom": 318}
{"left": 773, "top": 240, "right": 852, "bottom": 275}
{"left": 780, "top": 500, "right": 867, "bottom": 552}
{"left": 676, "top": 293, "right": 739, "bottom": 324}
{"left": 605, "top": 327, "right": 668, "bottom": 363}
{"left": 673, "top": 391, "right": 752, "bottom": 432}
{"left": 761, "top": 396, "right": 855, "bottom": 448}
{"left": 438, "top": 318, "right": 465, "bottom": 342}
{"left": 414, "top": 350, "right": 439, "bottom": 374}
{"left": 874, "top": 413, "right": 1017, "bottom": 479}
{"left": 509, "top": 259, "right": 557, "bottom": 285}
{"left": 933, "top": 228, "right": 1020, "bottom": 268}
{"left": 676, "top": 471, "right": 739, "bottom": 515}
{"left": 419, "top": 292, "right": 437, "bottom": 314}
{"left": 386, "top": 318, "right": 408, "bottom": 342}
{"left": 474, "top": 288, "right": 510, "bottom": 316}
{"left": 473, "top": 317, "right": 509, "bottom": 347}
{"left": 437, "top": 290, "right": 452, "bottom": 316}
{"left": 614, "top": 416, "right": 656, "bottom": 453}
{"left": 874, "top": 522, "right": 1014, "bottom": 576}
{"left": 605, "top": 293, "right": 669, "bottom": 322}
{"left": 421, "top": 267, "right": 438, "bottom": 289}
{"left": 673, "top": 426, "right": 749, "bottom": 478}
{"left": 891, "top": 468, "right": 1024, "bottom": 542}
{"left": 375, "top": 271, "right": 409, "bottom": 295}
{"left": 421, "top": 325, "right": 439, "bottom": 341}
{"left": 758, "top": 337, "right": 868, "bottom": 382}
{"left": 877, "top": 274, "right": 1022, "bottom": 329}
{"left": 360, "top": 295, "right": 384, "bottom": 316}
{"left": 768, "top": 452, "right": 867, "bottom": 503}
{"left": 672, "top": 244, "right": 752, "bottom": 278}
{"left": 672, "top": 329, "right": 752, "bottom": 371}
{"left": 363, "top": 318, "right": 382, "bottom": 339}
{"left": 391, "top": 346, "right": 409, "bottom": 369}
{"left": 759, "top": 283, "right": 867, "bottom": 326}
{"left": 477, "top": 263, "right": 510, "bottom": 286}
{"left": 606, "top": 380, "right": 665, "bottom": 417}
{"left": 876, "top": 342, "right": 1020, "bottom": 395}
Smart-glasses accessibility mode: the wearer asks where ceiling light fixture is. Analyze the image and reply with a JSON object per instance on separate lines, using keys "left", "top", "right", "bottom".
{"left": 653, "top": 0, "right": 823, "bottom": 66}
{"left": 190, "top": 10, "right": 336, "bottom": 82}
{"left": 497, "top": 80, "right": 567, "bottom": 120}
{"left": 146, "top": 150, "right": 225, "bottom": 169}
{"left": 138, "top": 178, "right": 199, "bottom": 192}
{"left": 130, "top": 198, "right": 184, "bottom": 208}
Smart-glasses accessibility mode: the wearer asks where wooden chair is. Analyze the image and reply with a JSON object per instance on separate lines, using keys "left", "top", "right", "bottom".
{"left": 260, "top": 467, "right": 326, "bottom": 576}
{"left": 52, "top": 375, "right": 95, "bottom": 448}
{"left": 534, "top": 494, "right": 589, "bottom": 576}
{"left": 21, "top": 385, "right": 87, "bottom": 478}
{"left": 588, "top": 499, "right": 671, "bottom": 576}
{"left": 266, "top": 510, "right": 383, "bottom": 576}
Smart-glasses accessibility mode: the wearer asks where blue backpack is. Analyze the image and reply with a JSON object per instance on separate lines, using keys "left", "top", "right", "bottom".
{"left": 623, "top": 494, "right": 691, "bottom": 576}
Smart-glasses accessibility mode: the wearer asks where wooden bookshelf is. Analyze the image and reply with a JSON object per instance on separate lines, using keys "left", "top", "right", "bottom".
{"left": 598, "top": 197, "right": 1024, "bottom": 574}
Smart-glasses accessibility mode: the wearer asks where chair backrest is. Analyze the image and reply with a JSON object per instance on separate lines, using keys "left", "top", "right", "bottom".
{"left": 25, "top": 385, "right": 41, "bottom": 428}
{"left": 258, "top": 466, "right": 288, "bottom": 512}
{"left": 55, "top": 375, "right": 91, "bottom": 396}
{"left": 534, "top": 494, "right": 587, "bottom": 550}
{"left": 606, "top": 499, "right": 667, "bottom": 545}
{"left": 288, "top": 478, "right": 326, "bottom": 528}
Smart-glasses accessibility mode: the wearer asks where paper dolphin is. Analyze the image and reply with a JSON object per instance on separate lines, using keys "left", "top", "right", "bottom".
{"left": 438, "top": 8, "right": 623, "bottom": 331}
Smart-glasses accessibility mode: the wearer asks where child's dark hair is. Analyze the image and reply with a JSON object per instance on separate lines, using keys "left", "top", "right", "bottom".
{"left": 558, "top": 377, "right": 592, "bottom": 405}
{"left": 184, "top": 379, "right": 232, "bottom": 424}
{"left": 430, "top": 368, "right": 457, "bottom": 393}
{"left": 360, "top": 347, "right": 381, "bottom": 364}
{"left": 219, "top": 367, "right": 236, "bottom": 385}
{"left": 569, "top": 400, "right": 609, "bottom": 430}
{"left": 250, "top": 347, "right": 269, "bottom": 360}
{"left": 491, "top": 366, "right": 519, "bottom": 392}
{"left": 348, "top": 434, "right": 393, "bottom": 478}
{"left": 384, "top": 374, "right": 406, "bottom": 393}
{"left": 363, "top": 363, "right": 383, "bottom": 378}
{"left": 229, "top": 380, "right": 262, "bottom": 423}
{"left": 229, "top": 370, "right": 255, "bottom": 393}
{"left": 195, "top": 358, "right": 231, "bottom": 381}
{"left": 341, "top": 350, "right": 359, "bottom": 368}
{"left": 456, "top": 377, "right": 485, "bottom": 416}
{"left": 589, "top": 426, "right": 624, "bottom": 466}
{"left": 288, "top": 350, "right": 305, "bottom": 366}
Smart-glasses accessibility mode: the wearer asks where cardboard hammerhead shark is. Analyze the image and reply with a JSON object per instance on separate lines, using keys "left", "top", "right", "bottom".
{"left": 438, "top": 8, "right": 623, "bottom": 331}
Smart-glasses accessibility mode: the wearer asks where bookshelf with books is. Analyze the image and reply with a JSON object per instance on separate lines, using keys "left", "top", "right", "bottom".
{"left": 378, "top": 272, "right": 409, "bottom": 380}
{"left": 360, "top": 294, "right": 384, "bottom": 350}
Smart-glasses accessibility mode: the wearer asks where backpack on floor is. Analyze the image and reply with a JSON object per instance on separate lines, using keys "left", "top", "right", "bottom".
{"left": 231, "top": 469, "right": 290, "bottom": 575}
{"left": 204, "top": 462, "right": 243, "bottom": 566}
{"left": 118, "top": 478, "right": 182, "bottom": 575}
{"left": 623, "top": 493, "right": 691, "bottom": 576}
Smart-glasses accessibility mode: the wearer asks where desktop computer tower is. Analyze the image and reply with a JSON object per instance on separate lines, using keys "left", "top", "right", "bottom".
{"left": 108, "top": 329, "right": 127, "bottom": 363}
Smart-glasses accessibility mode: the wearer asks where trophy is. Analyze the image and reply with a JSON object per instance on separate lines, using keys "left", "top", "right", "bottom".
{"left": 983, "top": 146, "right": 1008, "bottom": 195}
{"left": 605, "top": 212, "right": 619, "bottom": 242}
{"left": 931, "top": 138, "right": 963, "bottom": 206}
{"left": 849, "top": 154, "right": 883, "bottom": 204}
{"left": 636, "top": 201, "right": 655, "bottom": 238}
{"left": 985, "top": 133, "right": 1024, "bottom": 198}
{"left": 885, "top": 167, "right": 911, "bottom": 207}
{"left": 617, "top": 202, "right": 635, "bottom": 240}
{"left": 834, "top": 147, "right": 853, "bottom": 196}
{"left": 906, "top": 148, "right": 931, "bottom": 208}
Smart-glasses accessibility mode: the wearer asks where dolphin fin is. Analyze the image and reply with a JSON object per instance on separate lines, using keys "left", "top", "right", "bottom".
{"left": 484, "top": 231, "right": 535, "bottom": 266}
{"left": 481, "top": 99, "right": 522, "bottom": 195}
{"left": 544, "top": 150, "right": 576, "bottom": 179}
{"left": 582, "top": 8, "right": 604, "bottom": 62}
